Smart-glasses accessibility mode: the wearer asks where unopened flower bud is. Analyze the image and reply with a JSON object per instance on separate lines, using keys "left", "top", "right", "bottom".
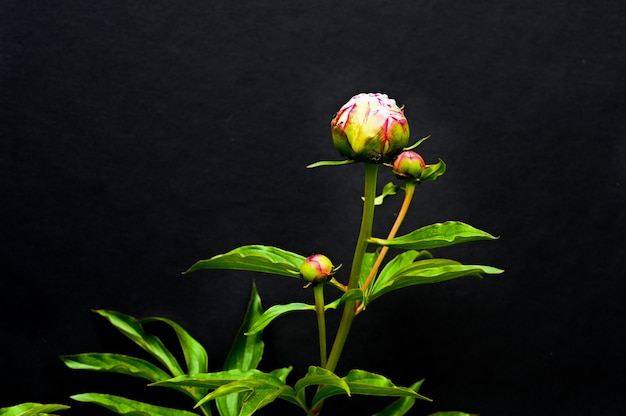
{"left": 392, "top": 150, "right": 426, "bottom": 179}
{"left": 300, "top": 254, "right": 335, "bottom": 283}
{"left": 331, "top": 93, "right": 410, "bottom": 163}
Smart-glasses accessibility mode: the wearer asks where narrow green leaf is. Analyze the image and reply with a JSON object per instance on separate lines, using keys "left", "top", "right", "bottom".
{"left": 368, "top": 221, "right": 498, "bottom": 250}
{"left": 152, "top": 369, "right": 286, "bottom": 390}
{"left": 138, "top": 317, "right": 208, "bottom": 375}
{"left": 269, "top": 366, "right": 293, "bottom": 383}
{"left": 361, "top": 182, "right": 402, "bottom": 206}
{"left": 245, "top": 302, "right": 315, "bottom": 335}
{"left": 238, "top": 385, "right": 294, "bottom": 416}
{"left": 372, "top": 380, "right": 425, "bottom": 416}
{"left": 359, "top": 252, "right": 378, "bottom": 287}
{"left": 369, "top": 259, "right": 504, "bottom": 302}
{"left": 184, "top": 245, "right": 305, "bottom": 278}
{"left": 60, "top": 353, "right": 172, "bottom": 382}
{"left": 306, "top": 159, "right": 355, "bottom": 168}
{"left": 427, "top": 412, "right": 478, "bottom": 416}
{"left": 370, "top": 250, "right": 427, "bottom": 295}
{"left": 312, "top": 370, "right": 430, "bottom": 408}
{"left": 93, "top": 310, "right": 184, "bottom": 377}
{"left": 192, "top": 372, "right": 291, "bottom": 410}
{"left": 70, "top": 393, "right": 198, "bottom": 416}
{"left": 217, "top": 282, "right": 265, "bottom": 416}
{"left": 0, "top": 403, "right": 70, "bottom": 416}
{"left": 294, "top": 366, "right": 351, "bottom": 402}
{"left": 342, "top": 370, "right": 430, "bottom": 400}
{"left": 325, "top": 289, "right": 364, "bottom": 310}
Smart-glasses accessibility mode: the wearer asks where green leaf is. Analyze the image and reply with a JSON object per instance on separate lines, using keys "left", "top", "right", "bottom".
{"left": 368, "top": 221, "right": 498, "bottom": 250}
{"left": 312, "top": 370, "right": 430, "bottom": 408}
{"left": 0, "top": 403, "right": 70, "bottom": 416}
{"left": 427, "top": 412, "right": 478, "bottom": 416}
{"left": 152, "top": 369, "right": 287, "bottom": 390}
{"left": 70, "top": 393, "right": 198, "bottom": 416}
{"left": 370, "top": 250, "right": 431, "bottom": 296}
{"left": 372, "top": 380, "right": 425, "bottom": 416}
{"left": 139, "top": 317, "right": 208, "bottom": 375}
{"left": 217, "top": 282, "right": 265, "bottom": 416}
{"left": 420, "top": 158, "right": 446, "bottom": 182}
{"left": 160, "top": 369, "right": 295, "bottom": 414}
{"left": 359, "top": 252, "right": 378, "bottom": 287}
{"left": 325, "top": 289, "right": 364, "bottom": 310}
{"left": 369, "top": 259, "right": 504, "bottom": 303}
{"left": 60, "top": 353, "right": 172, "bottom": 382}
{"left": 93, "top": 310, "right": 184, "bottom": 377}
{"left": 361, "top": 182, "right": 402, "bottom": 206}
{"left": 198, "top": 382, "right": 293, "bottom": 415}
{"left": 306, "top": 159, "right": 355, "bottom": 168}
{"left": 294, "top": 366, "right": 351, "bottom": 404}
{"left": 245, "top": 303, "right": 314, "bottom": 335}
{"left": 184, "top": 245, "right": 305, "bottom": 278}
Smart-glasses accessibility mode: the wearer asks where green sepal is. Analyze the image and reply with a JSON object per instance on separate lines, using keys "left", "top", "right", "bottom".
{"left": 184, "top": 245, "right": 305, "bottom": 278}
{"left": 369, "top": 258, "right": 504, "bottom": 303}
{"left": 420, "top": 158, "right": 446, "bottom": 182}
{"left": 372, "top": 379, "right": 425, "bottom": 416}
{"left": 306, "top": 159, "right": 356, "bottom": 168}
{"left": 311, "top": 369, "right": 431, "bottom": 408}
{"left": 217, "top": 282, "right": 265, "bottom": 416}
{"left": 403, "top": 135, "right": 431, "bottom": 151}
{"left": 368, "top": 221, "right": 498, "bottom": 250}
{"left": 70, "top": 393, "right": 197, "bottom": 416}
{"left": 60, "top": 353, "right": 172, "bottom": 383}
{"left": 0, "top": 402, "right": 70, "bottom": 416}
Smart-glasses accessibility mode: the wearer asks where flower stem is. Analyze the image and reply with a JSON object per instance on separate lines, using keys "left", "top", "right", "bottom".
{"left": 325, "top": 162, "right": 378, "bottom": 373}
{"left": 359, "top": 180, "right": 416, "bottom": 301}
{"left": 313, "top": 284, "right": 327, "bottom": 368}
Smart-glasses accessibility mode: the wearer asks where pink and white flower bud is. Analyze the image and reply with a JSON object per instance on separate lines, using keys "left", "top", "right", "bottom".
{"left": 392, "top": 150, "right": 426, "bottom": 179}
{"left": 300, "top": 254, "right": 335, "bottom": 283}
{"left": 331, "top": 93, "right": 410, "bottom": 163}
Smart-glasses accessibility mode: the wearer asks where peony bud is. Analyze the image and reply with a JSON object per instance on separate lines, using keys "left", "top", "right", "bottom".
{"left": 392, "top": 150, "right": 426, "bottom": 180}
{"left": 331, "top": 93, "right": 410, "bottom": 163}
{"left": 300, "top": 254, "right": 335, "bottom": 283}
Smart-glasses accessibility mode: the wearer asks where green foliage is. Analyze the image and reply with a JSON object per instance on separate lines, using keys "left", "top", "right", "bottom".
{"left": 369, "top": 258, "right": 504, "bottom": 303}
{"left": 217, "top": 282, "right": 265, "bottom": 416}
{"left": 372, "top": 380, "right": 425, "bottom": 416}
{"left": 6, "top": 128, "right": 502, "bottom": 415}
{"left": 0, "top": 403, "right": 70, "bottom": 416}
{"left": 184, "top": 245, "right": 305, "bottom": 278}
{"left": 368, "top": 221, "right": 498, "bottom": 250}
{"left": 70, "top": 393, "right": 199, "bottom": 416}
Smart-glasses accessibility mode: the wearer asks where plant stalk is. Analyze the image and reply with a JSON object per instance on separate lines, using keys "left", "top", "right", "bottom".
{"left": 360, "top": 180, "right": 416, "bottom": 298}
{"left": 313, "top": 283, "right": 327, "bottom": 368}
{"left": 325, "top": 162, "right": 378, "bottom": 372}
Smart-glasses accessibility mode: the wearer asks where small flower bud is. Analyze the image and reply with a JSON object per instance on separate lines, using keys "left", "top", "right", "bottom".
{"left": 300, "top": 254, "right": 335, "bottom": 283}
{"left": 331, "top": 93, "right": 410, "bottom": 163}
{"left": 392, "top": 150, "right": 426, "bottom": 180}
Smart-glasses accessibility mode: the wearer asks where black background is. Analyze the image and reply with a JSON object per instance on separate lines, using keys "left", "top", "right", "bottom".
{"left": 2, "top": 1, "right": 625, "bottom": 415}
